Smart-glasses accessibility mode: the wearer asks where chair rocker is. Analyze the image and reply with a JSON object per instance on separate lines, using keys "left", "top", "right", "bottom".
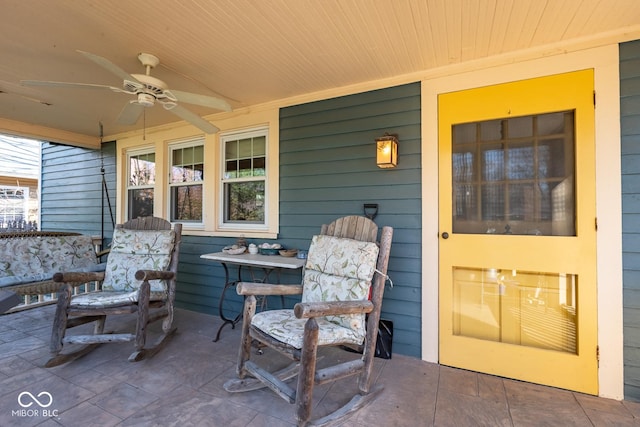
{"left": 46, "top": 216, "right": 182, "bottom": 367}
{"left": 224, "top": 216, "right": 393, "bottom": 426}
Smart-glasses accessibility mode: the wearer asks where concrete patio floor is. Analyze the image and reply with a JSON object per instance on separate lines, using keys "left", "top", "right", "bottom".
{"left": 2, "top": 305, "right": 640, "bottom": 426}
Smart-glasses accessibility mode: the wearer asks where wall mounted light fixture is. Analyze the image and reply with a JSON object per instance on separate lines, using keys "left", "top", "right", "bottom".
{"left": 376, "top": 133, "right": 398, "bottom": 168}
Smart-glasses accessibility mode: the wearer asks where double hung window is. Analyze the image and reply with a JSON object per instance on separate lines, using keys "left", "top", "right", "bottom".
{"left": 169, "top": 140, "right": 204, "bottom": 223}
{"left": 127, "top": 150, "right": 155, "bottom": 219}
{"left": 221, "top": 128, "right": 267, "bottom": 228}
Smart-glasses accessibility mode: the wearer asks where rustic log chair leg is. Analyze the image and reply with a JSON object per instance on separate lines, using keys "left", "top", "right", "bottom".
{"left": 93, "top": 316, "right": 106, "bottom": 335}
{"left": 131, "top": 280, "right": 150, "bottom": 361}
{"left": 50, "top": 283, "right": 72, "bottom": 354}
{"left": 358, "top": 314, "right": 380, "bottom": 394}
{"left": 162, "top": 293, "right": 174, "bottom": 333}
{"left": 296, "top": 318, "right": 319, "bottom": 426}
{"left": 237, "top": 295, "right": 257, "bottom": 378}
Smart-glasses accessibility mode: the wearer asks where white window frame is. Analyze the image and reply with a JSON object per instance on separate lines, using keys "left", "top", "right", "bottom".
{"left": 218, "top": 126, "right": 269, "bottom": 232}
{"left": 167, "top": 138, "right": 205, "bottom": 228}
{"left": 126, "top": 147, "right": 156, "bottom": 221}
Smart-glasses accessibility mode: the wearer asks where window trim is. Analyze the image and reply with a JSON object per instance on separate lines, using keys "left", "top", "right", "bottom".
{"left": 117, "top": 107, "right": 279, "bottom": 238}
{"left": 167, "top": 138, "right": 205, "bottom": 228}
{"left": 218, "top": 126, "right": 269, "bottom": 232}
{"left": 125, "top": 146, "right": 156, "bottom": 221}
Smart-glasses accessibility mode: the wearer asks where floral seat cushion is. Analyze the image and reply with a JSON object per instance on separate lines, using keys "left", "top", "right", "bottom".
{"left": 70, "top": 290, "right": 167, "bottom": 308}
{"left": 252, "top": 235, "right": 379, "bottom": 348}
{"left": 251, "top": 309, "right": 364, "bottom": 348}
{"left": 70, "top": 228, "right": 175, "bottom": 306}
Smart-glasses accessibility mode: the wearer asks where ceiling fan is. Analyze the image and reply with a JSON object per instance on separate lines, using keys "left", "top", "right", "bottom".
{"left": 21, "top": 50, "right": 231, "bottom": 134}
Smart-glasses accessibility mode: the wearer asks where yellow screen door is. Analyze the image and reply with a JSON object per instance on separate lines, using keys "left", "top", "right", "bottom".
{"left": 438, "top": 70, "right": 597, "bottom": 394}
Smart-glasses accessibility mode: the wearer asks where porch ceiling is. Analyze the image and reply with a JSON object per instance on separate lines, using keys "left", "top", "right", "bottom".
{"left": 1, "top": 0, "right": 639, "bottom": 147}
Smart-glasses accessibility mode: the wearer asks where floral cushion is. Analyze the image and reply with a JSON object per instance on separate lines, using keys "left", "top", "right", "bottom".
{"left": 102, "top": 228, "right": 175, "bottom": 293}
{"left": 0, "top": 235, "right": 99, "bottom": 287}
{"left": 251, "top": 235, "right": 379, "bottom": 348}
{"left": 251, "top": 309, "right": 364, "bottom": 349}
{"left": 70, "top": 290, "right": 167, "bottom": 308}
{"left": 301, "top": 235, "right": 379, "bottom": 338}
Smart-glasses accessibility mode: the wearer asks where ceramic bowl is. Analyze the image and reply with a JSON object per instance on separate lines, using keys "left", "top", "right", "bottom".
{"left": 279, "top": 249, "right": 298, "bottom": 257}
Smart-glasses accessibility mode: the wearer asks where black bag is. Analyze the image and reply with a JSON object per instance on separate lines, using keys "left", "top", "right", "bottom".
{"left": 375, "top": 319, "right": 393, "bottom": 359}
{"left": 340, "top": 318, "right": 393, "bottom": 359}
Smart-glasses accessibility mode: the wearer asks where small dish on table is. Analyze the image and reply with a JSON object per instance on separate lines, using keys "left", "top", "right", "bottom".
{"left": 223, "top": 246, "right": 246, "bottom": 255}
{"left": 279, "top": 249, "right": 298, "bottom": 257}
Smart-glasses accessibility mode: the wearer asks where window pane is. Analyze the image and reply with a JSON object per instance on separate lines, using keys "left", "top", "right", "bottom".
{"left": 452, "top": 111, "right": 575, "bottom": 236}
{"left": 253, "top": 156, "right": 266, "bottom": 176}
{"left": 253, "top": 136, "right": 266, "bottom": 156}
{"left": 238, "top": 158, "right": 252, "bottom": 177}
{"left": 129, "top": 154, "right": 155, "bottom": 186}
{"left": 128, "top": 188, "right": 154, "bottom": 219}
{"left": 225, "top": 140, "right": 237, "bottom": 160}
{"left": 507, "top": 116, "right": 533, "bottom": 138}
{"left": 480, "top": 120, "right": 502, "bottom": 141}
{"left": 453, "top": 267, "right": 577, "bottom": 354}
{"left": 481, "top": 146, "right": 504, "bottom": 181}
{"left": 452, "top": 151, "right": 475, "bottom": 182}
{"left": 238, "top": 138, "right": 252, "bottom": 157}
{"left": 224, "top": 181, "right": 265, "bottom": 223}
{"left": 538, "top": 112, "right": 565, "bottom": 136}
{"left": 453, "top": 123, "right": 476, "bottom": 144}
{"left": 225, "top": 160, "right": 237, "bottom": 178}
{"left": 506, "top": 143, "right": 535, "bottom": 180}
{"left": 171, "top": 184, "right": 202, "bottom": 222}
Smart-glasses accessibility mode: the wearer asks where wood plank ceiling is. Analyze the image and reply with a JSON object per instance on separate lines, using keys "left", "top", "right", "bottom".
{"left": 0, "top": 0, "right": 639, "bottom": 144}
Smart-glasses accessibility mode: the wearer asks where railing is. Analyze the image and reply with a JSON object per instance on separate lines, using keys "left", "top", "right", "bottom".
{"left": 0, "top": 220, "right": 38, "bottom": 233}
{"left": 13, "top": 281, "right": 102, "bottom": 312}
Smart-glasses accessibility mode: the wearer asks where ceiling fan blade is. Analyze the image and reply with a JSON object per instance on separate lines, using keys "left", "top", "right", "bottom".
{"left": 77, "top": 50, "right": 141, "bottom": 84}
{"left": 167, "top": 105, "right": 219, "bottom": 134}
{"left": 168, "top": 90, "right": 232, "bottom": 112}
{"left": 21, "top": 80, "right": 122, "bottom": 91}
{"left": 117, "top": 102, "right": 145, "bottom": 125}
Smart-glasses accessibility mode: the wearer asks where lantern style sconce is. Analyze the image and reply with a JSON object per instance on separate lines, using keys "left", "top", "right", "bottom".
{"left": 376, "top": 133, "right": 398, "bottom": 168}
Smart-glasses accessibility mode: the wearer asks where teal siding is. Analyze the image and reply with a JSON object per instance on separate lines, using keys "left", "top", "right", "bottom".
{"left": 38, "top": 84, "right": 423, "bottom": 359}
{"left": 279, "top": 82, "right": 422, "bottom": 357}
{"left": 622, "top": 40, "right": 640, "bottom": 402}
{"left": 40, "top": 141, "right": 116, "bottom": 246}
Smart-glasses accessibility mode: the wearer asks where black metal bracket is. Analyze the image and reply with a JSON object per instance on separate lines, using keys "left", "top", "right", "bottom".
{"left": 363, "top": 203, "right": 378, "bottom": 221}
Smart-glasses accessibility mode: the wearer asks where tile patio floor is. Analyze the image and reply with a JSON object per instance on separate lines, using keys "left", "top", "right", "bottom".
{"left": 1, "top": 305, "right": 640, "bottom": 426}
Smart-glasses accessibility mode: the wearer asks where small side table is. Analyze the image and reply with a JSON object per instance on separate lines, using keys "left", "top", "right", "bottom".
{"left": 200, "top": 251, "right": 305, "bottom": 341}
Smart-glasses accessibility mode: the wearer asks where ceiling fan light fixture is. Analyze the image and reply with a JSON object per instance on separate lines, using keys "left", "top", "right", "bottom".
{"left": 136, "top": 93, "right": 155, "bottom": 107}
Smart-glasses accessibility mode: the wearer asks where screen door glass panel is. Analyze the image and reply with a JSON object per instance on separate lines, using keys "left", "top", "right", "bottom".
{"left": 452, "top": 111, "right": 575, "bottom": 236}
{"left": 452, "top": 267, "right": 577, "bottom": 354}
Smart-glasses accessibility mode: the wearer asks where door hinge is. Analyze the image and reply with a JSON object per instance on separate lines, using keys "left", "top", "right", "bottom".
{"left": 595, "top": 217, "right": 598, "bottom": 231}
{"left": 596, "top": 345, "right": 600, "bottom": 364}
{"left": 593, "top": 90, "right": 596, "bottom": 107}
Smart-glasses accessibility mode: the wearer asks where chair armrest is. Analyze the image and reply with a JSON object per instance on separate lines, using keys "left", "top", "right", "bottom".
{"left": 53, "top": 271, "right": 105, "bottom": 283}
{"left": 237, "top": 282, "right": 303, "bottom": 296}
{"left": 294, "top": 300, "right": 374, "bottom": 319}
{"left": 134, "top": 270, "right": 175, "bottom": 281}
{"left": 96, "top": 248, "right": 110, "bottom": 258}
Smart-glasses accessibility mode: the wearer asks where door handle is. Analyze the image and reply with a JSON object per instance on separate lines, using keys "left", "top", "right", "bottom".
{"left": 441, "top": 232, "right": 449, "bottom": 239}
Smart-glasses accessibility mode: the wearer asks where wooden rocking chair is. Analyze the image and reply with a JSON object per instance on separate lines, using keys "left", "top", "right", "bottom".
{"left": 46, "top": 216, "right": 182, "bottom": 367}
{"left": 224, "top": 216, "right": 393, "bottom": 426}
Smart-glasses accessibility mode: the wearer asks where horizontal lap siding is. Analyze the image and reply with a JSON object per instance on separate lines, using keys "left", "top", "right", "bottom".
{"left": 38, "top": 86, "right": 423, "bottom": 360}
{"left": 622, "top": 40, "right": 640, "bottom": 401}
{"left": 279, "top": 82, "right": 422, "bottom": 357}
{"left": 40, "top": 141, "right": 116, "bottom": 245}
